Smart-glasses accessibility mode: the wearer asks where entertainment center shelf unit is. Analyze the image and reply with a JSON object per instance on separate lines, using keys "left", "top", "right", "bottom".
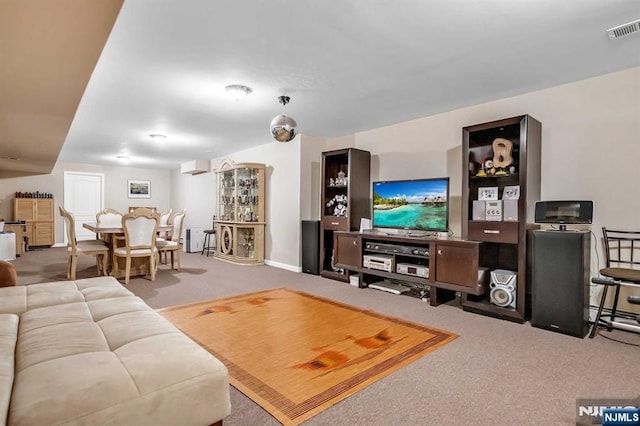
{"left": 462, "top": 114, "right": 541, "bottom": 323}
{"left": 320, "top": 148, "right": 371, "bottom": 282}
{"left": 333, "top": 231, "right": 485, "bottom": 306}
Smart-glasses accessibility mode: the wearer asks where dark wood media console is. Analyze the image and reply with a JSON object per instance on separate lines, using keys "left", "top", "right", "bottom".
{"left": 333, "top": 231, "right": 486, "bottom": 306}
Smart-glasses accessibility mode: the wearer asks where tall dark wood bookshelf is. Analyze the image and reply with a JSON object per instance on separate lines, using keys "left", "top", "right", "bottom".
{"left": 461, "top": 115, "right": 541, "bottom": 323}
{"left": 319, "top": 148, "right": 371, "bottom": 281}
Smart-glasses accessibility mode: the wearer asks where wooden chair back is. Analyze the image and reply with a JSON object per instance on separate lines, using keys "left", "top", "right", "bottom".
{"left": 169, "top": 209, "right": 186, "bottom": 242}
{"left": 96, "top": 208, "right": 123, "bottom": 228}
{"left": 121, "top": 208, "right": 159, "bottom": 251}
{"left": 59, "top": 206, "right": 78, "bottom": 252}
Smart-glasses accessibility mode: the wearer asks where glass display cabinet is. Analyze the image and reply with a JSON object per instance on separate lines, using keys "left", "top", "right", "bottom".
{"left": 214, "top": 159, "right": 266, "bottom": 265}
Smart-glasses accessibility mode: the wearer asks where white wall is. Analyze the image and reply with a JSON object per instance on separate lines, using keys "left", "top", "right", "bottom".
{"left": 170, "top": 168, "right": 216, "bottom": 230}
{"left": 195, "top": 136, "right": 303, "bottom": 270}
{"left": 299, "top": 134, "right": 327, "bottom": 221}
{"left": 335, "top": 67, "right": 640, "bottom": 241}
{"left": 0, "top": 161, "right": 171, "bottom": 245}
{"left": 321, "top": 67, "right": 639, "bottom": 309}
{"left": 2, "top": 67, "right": 638, "bottom": 306}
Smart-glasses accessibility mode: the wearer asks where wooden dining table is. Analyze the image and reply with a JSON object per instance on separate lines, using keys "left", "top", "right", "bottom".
{"left": 83, "top": 222, "right": 172, "bottom": 279}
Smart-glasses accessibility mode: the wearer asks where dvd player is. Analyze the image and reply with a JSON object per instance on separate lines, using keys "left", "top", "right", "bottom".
{"left": 364, "top": 242, "right": 428, "bottom": 257}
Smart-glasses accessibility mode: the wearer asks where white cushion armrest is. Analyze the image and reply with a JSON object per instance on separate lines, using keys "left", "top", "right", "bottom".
{"left": 0, "top": 314, "right": 18, "bottom": 426}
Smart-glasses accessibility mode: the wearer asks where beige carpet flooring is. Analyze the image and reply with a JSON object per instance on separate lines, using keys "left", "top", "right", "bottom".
{"left": 12, "top": 247, "right": 640, "bottom": 426}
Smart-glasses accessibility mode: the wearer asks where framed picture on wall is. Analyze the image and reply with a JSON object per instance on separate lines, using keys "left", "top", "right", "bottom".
{"left": 128, "top": 180, "right": 151, "bottom": 199}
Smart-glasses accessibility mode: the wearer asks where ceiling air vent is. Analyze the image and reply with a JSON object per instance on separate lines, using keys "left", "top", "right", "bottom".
{"left": 607, "top": 19, "right": 640, "bottom": 39}
{"left": 181, "top": 160, "right": 211, "bottom": 175}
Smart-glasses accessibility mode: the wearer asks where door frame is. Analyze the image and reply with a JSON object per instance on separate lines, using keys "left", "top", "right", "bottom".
{"left": 63, "top": 171, "right": 105, "bottom": 243}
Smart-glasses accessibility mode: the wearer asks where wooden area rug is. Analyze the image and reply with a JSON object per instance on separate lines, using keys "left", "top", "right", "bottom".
{"left": 160, "top": 288, "right": 457, "bottom": 425}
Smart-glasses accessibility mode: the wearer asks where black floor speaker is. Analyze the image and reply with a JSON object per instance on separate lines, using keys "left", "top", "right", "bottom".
{"left": 531, "top": 230, "right": 591, "bottom": 338}
{"left": 301, "top": 220, "right": 320, "bottom": 275}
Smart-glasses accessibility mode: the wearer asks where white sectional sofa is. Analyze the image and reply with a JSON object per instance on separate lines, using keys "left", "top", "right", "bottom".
{"left": 0, "top": 276, "right": 231, "bottom": 426}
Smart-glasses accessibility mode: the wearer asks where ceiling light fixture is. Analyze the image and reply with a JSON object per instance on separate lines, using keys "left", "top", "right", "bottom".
{"left": 149, "top": 134, "right": 167, "bottom": 142}
{"left": 270, "top": 95, "right": 297, "bottom": 143}
{"left": 225, "top": 84, "right": 252, "bottom": 101}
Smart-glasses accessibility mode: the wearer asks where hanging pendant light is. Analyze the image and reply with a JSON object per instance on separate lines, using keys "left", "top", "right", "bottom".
{"left": 270, "top": 95, "right": 297, "bottom": 143}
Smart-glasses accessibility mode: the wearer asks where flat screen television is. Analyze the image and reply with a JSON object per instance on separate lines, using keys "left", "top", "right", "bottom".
{"left": 372, "top": 177, "right": 449, "bottom": 234}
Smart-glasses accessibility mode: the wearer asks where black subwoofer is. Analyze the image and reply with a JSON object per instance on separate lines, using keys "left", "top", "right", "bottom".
{"left": 531, "top": 230, "right": 591, "bottom": 338}
{"left": 301, "top": 220, "right": 320, "bottom": 275}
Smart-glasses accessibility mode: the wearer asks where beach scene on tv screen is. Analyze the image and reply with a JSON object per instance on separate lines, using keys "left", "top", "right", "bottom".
{"left": 373, "top": 179, "right": 448, "bottom": 230}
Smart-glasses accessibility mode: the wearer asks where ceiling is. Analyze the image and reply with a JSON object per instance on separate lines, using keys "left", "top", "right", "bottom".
{"left": 0, "top": 0, "right": 123, "bottom": 177}
{"left": 3, "top": 1, "right": 640, "bottom": 173}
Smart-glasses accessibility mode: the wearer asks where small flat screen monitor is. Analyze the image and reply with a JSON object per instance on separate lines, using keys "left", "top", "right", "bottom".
{"left": 372, "top": 177, "right": 449, "bottom": 233}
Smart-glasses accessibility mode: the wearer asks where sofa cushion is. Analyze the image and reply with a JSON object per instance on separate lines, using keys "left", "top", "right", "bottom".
{"left": 0, "top": 286, "right": 26, "bottom": 315}
{"left": 0, "top": 314, "right": 18, "bottom": 426}
{"left": 0, "top": 277, "right": 134, "bottom": 316}
{"left": 8, "top": 278, "right": 231, "bottom": 425}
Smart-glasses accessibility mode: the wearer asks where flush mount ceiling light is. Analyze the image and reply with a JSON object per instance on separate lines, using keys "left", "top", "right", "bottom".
{"left": 225, "top": 84, "right": 252, "bottom": 101}
{"left": 149, "top": 134, "right": 167, "bottom": 142}
{"left": 270, "top": 95, "right": 297, "bottom": 143}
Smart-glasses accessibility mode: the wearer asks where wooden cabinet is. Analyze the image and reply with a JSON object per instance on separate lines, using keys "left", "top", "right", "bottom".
{"left": 214, "top": 159, "right": 265, "bottom": 265}
{"left": 320, "top": 148, "right": 370, "bottom": 281}
{"left": 433, "top": 243, "right": 481, "bottom": 291}
{"left": 13, "top": 198, "right": 54, "bottom": 247}
{"left": 334, "top": 233, "right": 361, "bottom": 270}
{"left": 333, "top": 231, "right": 485, "bottom": 306}
{"left": 461, "top": 115, "right": 541, "bottom": 323}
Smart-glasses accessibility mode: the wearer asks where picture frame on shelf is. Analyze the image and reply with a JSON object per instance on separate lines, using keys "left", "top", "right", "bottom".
{"left": 127, "top": 180, "right": 151, "bottom": 199}
{"left": 502, "top": 185, "right": 520, "bottom": 200}
{"left": 478, "top": 186, "right": 498, "bottom": 201}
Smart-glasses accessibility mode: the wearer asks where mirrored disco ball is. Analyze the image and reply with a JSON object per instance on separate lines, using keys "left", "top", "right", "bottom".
{"left": 270, "top": 114, "right": 298, "bottom": 142}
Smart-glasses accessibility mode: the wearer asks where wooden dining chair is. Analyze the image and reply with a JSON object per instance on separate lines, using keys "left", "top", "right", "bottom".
{"left": 96, "top": 208, "right": 124, "bottom": 242}
{"left": 156, "top": 208, "right": 173, "bottom": 263}
{"left": 59, "top": 206, "right": 109, "bottom": 280}
{"left": 156, "top": 209, "right": 186, "bottom": 271}
{"left": 96, "top": 208, "right": 123, "bottom": 228}
{"left": 113, "top": 208, "right": 160, "bottom": 284}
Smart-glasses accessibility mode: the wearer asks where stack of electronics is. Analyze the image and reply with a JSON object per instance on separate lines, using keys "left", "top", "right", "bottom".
{"left": 363, "top": 242, "right": 429, "bottom": 278}
{"left": 472, "top": 185, "right": 520, "bottom": 222}
{"left": 362, "top": 241, "right": 430, "bottom": 297}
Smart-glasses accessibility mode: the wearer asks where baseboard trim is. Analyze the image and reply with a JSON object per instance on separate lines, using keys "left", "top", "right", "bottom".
{"left": 53, "top": 243, "right": 66, "bottom": 248}
{"left": 265, "top": 259, "right": 302, "bottom": 273}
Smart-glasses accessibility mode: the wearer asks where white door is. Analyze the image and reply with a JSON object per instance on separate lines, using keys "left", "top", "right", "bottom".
{"left": 63, "top": 172, "right": 105, "bottom": 241}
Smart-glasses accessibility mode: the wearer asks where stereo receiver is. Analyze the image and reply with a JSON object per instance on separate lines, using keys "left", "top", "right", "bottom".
{"left": 363, "top": 254, "right": 394, "bottom": 272}
{"left": 364, "top": 242, "right": 428, "bottom": 257}
{"left": 396, "top": 263, "right": 429, "bottom": 278}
